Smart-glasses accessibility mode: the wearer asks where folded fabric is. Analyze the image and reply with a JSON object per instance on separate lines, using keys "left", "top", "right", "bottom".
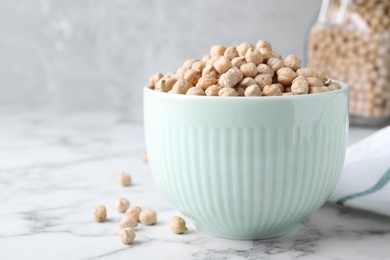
{"left": 328, "top": 125, "right": 390, "bottom": 217}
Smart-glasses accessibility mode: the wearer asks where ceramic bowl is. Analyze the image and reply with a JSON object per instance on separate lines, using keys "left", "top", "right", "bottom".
{"left": 143, "top": 82, "right": 349, "bottom": 239}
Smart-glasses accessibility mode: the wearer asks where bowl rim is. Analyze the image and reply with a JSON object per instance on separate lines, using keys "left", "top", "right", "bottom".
{"left": 144, "top": 80, "right": 348, "bottom": 101}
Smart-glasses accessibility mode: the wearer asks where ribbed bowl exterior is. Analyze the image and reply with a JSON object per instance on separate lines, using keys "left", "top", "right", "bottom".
{"left": 144, "top": 84, "right": 349, "bottom": 239}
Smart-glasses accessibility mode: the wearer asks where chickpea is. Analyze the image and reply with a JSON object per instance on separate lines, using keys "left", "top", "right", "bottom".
{"left": 202, "top": 65, "right": 219, "bottom": 79}
{"left": 191, "top": 61, "right": 205, "bottom": 71}
{"left": 262, "top": 84, "right": 282, "bottom": 96}
{"left": 254, "top": 74, "right": 273, "bottom": 90}
{"left": 201, "top": 54, "right": 211, "bottom": 63}
{"left": 309, "top": 86, "right": 325, "bottom": 94}
{"left": 218, "top": 88, "right": 239, "bottom": 96}
{"left": 176, "top": 67, "right": 188, "bottom": 79}
{"left": 257, "top": 64, "right": 274, "bottom": 76}
{"left": 273, "top": 83, "right": 285, "bottom": 93}
{"left": 219, "top": 67, "right": 243, "bottom": 88}
{"left": 205, "top": 85, "right": 222, "bottom": 96}
{"left": 119, "top": 215, "right": 138, "bottom": 229}
{"left": 291, "top": 76, "right": 309, "bottom": 95}
{"left": 186, "top": 86, "right": 206, "bottom": 96}
{"left": 234, "top": 86, "right": 245, "bottom": 96}
{"left": 231, "top": 57, "right": 246, "bottom": 68}
{"left": 327, "top": 81, "right": 342, "bottom": 91}
{"left": 267, "top": 57, "right": 284, "bottom": 72}
{"left": 244, "top": 84, "right": 262, "bottom": 96}
{"left": 149, "top": 73, "right": 163, "bottom": 88}
{"left": 258, "top": 48, "right": 274, "bottom": 63}
{"left": 255, "top": 39, "right": 272, "bottom": 51}
{"left": 237, "top": 42, "right": 254, "bottom": 56}
{"left": 282, "top": 92, "right": 293, "bottom": 96}
{"left": 214, "top": 56, "right": 232, "bottom": 74}
{"left": 155, "top": 78, "right": 177, "bottom": 92}
{"left": 277, "top": 67, "right": 297, "bottom": 85}
{"left": 119, "top": 172, "right": 131, "bottom": 187}
{"left": 240, "top": 63, "right": 258, "bottom": 78}
{"left": 224, "top": 46, "right": 239, "bottom": 60}
{"left": 139, "top": 210, "right": 157, "bottom": 225}
{"left": 245, "top": 48, "right": 263, "bottom": 65}
{"left": 170, "top": 216, "right": 188, "bottom": 234}
{"left": 206, "top": 56, "right": 220, "bottom": 67}
{"left": 92, "top": 205, "right": 107, "bottom": 222}
{"left": 183, "top": 59, "right": 197, "bottom": 70}
{"left": 120, "top": 227, "right": 136, "bottom": 245}
{"left": 115, "top": 198, "right": 130, "bottom": 213}
{"left": 197, "top": 75, "right": 218, "bottom": 90}
{"left": 307, "top": 77, "right": 324, "bottom": 87}
{"left": 284, "top": 55, "right": 301, "bottom": 71}
{"left": 237, "top": 77, "right": 257, "bottom": 88}
{"left": 126, "top": 206, "right": 142, "bottom": 222}
{"left": 297, "top": 68, "right": 327, "bottom": 83}
{"left": 210, "top": 45, "right": 226, "bottom": 57}
{"left": 171, "top": 79, "right": 193, "bottom": 94}
{"left": 184, "top": 69, "right": 201, "bottom": 85}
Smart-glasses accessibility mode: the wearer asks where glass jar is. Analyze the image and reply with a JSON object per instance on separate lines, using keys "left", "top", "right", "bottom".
{"left": 308, "top": 0, "right": 390, "bottom": 127}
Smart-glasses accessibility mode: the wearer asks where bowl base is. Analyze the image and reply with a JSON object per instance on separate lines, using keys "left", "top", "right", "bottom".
{"left": 195, "top": 222, "right": 298, "bottom": 240}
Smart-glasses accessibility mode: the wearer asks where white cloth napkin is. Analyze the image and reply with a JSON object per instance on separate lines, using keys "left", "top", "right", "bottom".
{"left": 328, "top": 125, "right": 390, "bottom": 216}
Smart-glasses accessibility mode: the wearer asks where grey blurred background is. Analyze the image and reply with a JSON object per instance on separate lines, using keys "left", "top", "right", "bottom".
{"left": 0, "top": 0, "right": 321, "bottom": 121}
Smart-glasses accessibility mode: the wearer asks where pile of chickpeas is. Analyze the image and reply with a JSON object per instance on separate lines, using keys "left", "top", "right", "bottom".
{"left": 309, "top": 0, "right": 390, "bottom": 118}
{"left": 149, "top": 40, "right": 341, "bottom": 97}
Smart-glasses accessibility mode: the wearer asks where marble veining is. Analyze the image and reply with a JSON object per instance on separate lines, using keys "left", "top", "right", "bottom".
{"left": 0, "top": 108, "right": 389, "bottom": 260}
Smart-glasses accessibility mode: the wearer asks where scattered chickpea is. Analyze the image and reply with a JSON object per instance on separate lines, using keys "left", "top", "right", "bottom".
{"left": 237, "top": 42, "right": 254, "bottom": 56}
{"left": 170, "top": 216, "right": 188, "bottom": 234}
{"left": 126, "top": 206, "right": 142, "bottom": 222}
{"left": 277, "top": 67, "right": 297, "bottom": 85}
{"left": 291, "top": 76, "right": 309, "bottom": 95}
{"left": 244, "top": 85, "right": 262, "bottom": 96}
{"left": 267, "top": 57, "right": 284, "bottom": 72}
{"left": 119, "top": 172, "right": 131, "bottom": 187}
{"left": 120, "top": 227, "right": 136, "bottom": 245}
{"left": 231, "top": 57, "right": 246, "bottom": 68}
{"left": 186, "top": 86, "right": 206, "bottom": 96}
{"left": 245, "top": 48, "right": 263, "bottom": 65}
{"left": 218, "top": 87, "right": 239, "bottom": 96}
{"left": 255, "top": 39, "right": 272, "bottom": 51}
{"left": 149, "top": 73, "right": 163, "bottom": 88}
{"left": 139, "top": 210, "right": 157, "bottom": 225}
{"left": 214, "top": 56, "right": 232, "bottom": 74}
{"left": 171, "top": 79, "right": 193, "bottom": 94}
{"left": 197, "top": 75, "right": 218, "bottom": 90}
{"left": 205, "top": 85, "right": 222, "bottom": 96}
{"left": 142, "top": 152, "right": 148, "bottom": 163}
{"left": 257, "top": 64, "right": 274, "bottom": 76}
{"left": 184, "top": 69, "right": 201, "bottom": 85}
{"left": 272, "top": 52, "right": 283, "bottom": 60}
{"left": 210, "top": 45, "right": 226, "bottom": 57}
{"left": 284, "top": 55, "right": 301, "bottom": 71}
{"left": 273, "top": 83, "right": 285, "bottom": 93}
{"left": 240, "top": 63, "right": 258, "bottom": 78}
{"left": 254, "top": 74, "right": 273, "bottom": 90}
{"left": 119, "top": 215, "right": 138, "bottom": 229}
{"left": 263, "top": 84, "right": 282, "bottom": 96}
{"left": 219, "top": 67, "right": 243, "bottom": 88}
{"left": 206, "top": 56, "right": 220, "bottom": 67}
{"left": 237, "top": 77, "right": 257, "bottom": 88}
{"left": 92, "top": 205, "right": 107, "bottom": 222}
{"left": 224, "top": 46, "right": 239, "bottom": 60}
{"left": 115, "top": 198, "right": 130, "bottom": 213}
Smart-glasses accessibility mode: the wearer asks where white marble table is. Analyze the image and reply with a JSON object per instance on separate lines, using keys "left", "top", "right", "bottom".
{"left": 0, "top": 109, "right": 389, "bottom": 260}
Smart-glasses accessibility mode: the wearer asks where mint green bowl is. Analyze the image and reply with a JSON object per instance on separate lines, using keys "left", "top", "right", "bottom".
{"left": 144, "top": 83, "right": 349, "bottom": 239}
